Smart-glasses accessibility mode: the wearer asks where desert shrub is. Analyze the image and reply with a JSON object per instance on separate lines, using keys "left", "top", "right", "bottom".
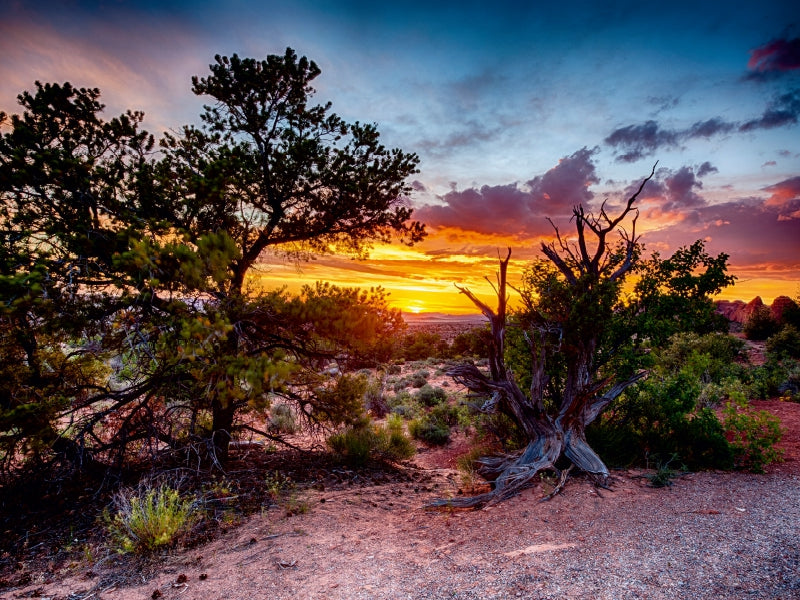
{"left": 313, "top": 373, "right": 369, "bottom": 427}
{"left": 646, "top": 453, "right": 683, "bottom": 488}
{"left": 106, "top": 485, "right": 198, "bottom": 555}
{"left": 766, "top": 325, "right": 800, "bottom": 360}
{"left": 456, "top": 443, "right": 495, "bottom": 491}
{"left": 743, "top": 305, "right": 781, "bottom": 340}
{"left": 385, "top": 364, "right": 402, "bottom": 375}
{"left": 382, "top": 414, "right": 416, "bottom": 461}
{"left": 269, "top": 404, "right": 298, "bottom": 434}
{"left": 587, "top": 373, "right": 733, "bottom": 469}
{"left": 655, "top": 332, "right": 745, "bottom": 383}
{"left": 400, "top": 332, "right": 449, "bottom": 361}
{"left": 472, "top": 410, "right": 527, "bottom": 451}
{"left": 722, "top": 398, "right": 784, "bottom": 473}
{"left": 409, "top": 415, "right": 450, "bottom": 445}
{"left": 364, "top": 377, "right": 389, "bottom": 417}
{"left": 327, "top": 416, "right": 415, "bottom": 466}
{"left": 414, "top": 384, "right": 447, "bottom": 406}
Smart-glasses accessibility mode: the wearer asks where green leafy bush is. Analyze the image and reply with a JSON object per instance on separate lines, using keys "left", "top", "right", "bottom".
{"left": 327, "top": 416, "right": 415, "bottom": 465}
{"left": 106, "top": 485, "right": 198, "bottom": 554}
{"left": 414, "top": 384, "right": 447, "bottom": 406}
{"left": 766, "top": 325, "right": 800, "bottom": 360}
{"left": 587, "top": 373, "right": 733, "bottom": 469}
{"left": 409, "top": 415, "right": 450, "bottom": 445}
{"left": 722, "top": 399, "right": 784, "bottom": 473}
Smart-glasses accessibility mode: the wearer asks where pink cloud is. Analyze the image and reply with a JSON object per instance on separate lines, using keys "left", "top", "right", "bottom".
{"left": 748, "top": 37, "right": 800, "bottom": 73}
{"left": 415, "top": 147, "right": 599, "bottom": 237}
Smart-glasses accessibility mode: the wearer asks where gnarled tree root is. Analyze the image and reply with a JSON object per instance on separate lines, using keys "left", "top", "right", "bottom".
{"left": 427, "top": 436, "right": 611, "bottom": 510}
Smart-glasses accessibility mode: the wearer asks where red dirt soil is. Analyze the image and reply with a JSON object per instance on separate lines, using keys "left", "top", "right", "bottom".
{"left": 4, "top": 400, "right": 800, "bottom": 600}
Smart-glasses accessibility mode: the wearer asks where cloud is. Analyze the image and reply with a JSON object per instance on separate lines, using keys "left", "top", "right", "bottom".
{"left": 748, "top": 37, "right": 800, "bottom": 73}
{"left": 414, "top": 147, "right": 599, "bottom": 237}
{"left": 604, "top": 118, "right": 737, "bottom": 163}
{"left": 686, "top": 118, "right": 736, "bottom": 139}
{"left": 739, "top": 89, "right": 800, "bottom": 131}
{"left": 696, "top": 161, "right": 718, "bottom": 177}
{"left": 603, "top": 120, "right": 679, "bottom": 163}
{"left": 763, "top": 176, "right": 800, "bottom": 209}
{"left": 626, "top": 165, "right": 708, "bottom": 217}
{"left": 606, "top": 90, "right": 800, "bottom": 162}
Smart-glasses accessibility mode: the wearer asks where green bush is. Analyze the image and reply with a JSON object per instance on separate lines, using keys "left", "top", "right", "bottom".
{"left": 409, "top": 415, "right": 450, "bottom": 445}
{"left": 722, "top": 398, "right": 784, "bottom": 473}
{"left": 743, "top": 305, "right": 781, "bottom": 340}
{"left": 766, "top": 325, "right": 800, "bottom": 360}
{"left": 655, "top": 332, "right": 745, "bottom": 383}
{"left": 414, "top": 384, "right": 447, "bottom": 406}
{"left": 106, "top": 485, "right": 198, "bottom": 555}
{"left": 327, "top": 416, "right": 415, "bottom": 465}
{"left": 587, "top": 373, "right": 733, "bottom": 469}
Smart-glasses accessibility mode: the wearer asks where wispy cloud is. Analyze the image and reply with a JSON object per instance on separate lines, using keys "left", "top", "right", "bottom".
{"left": 605, "top": 89, "right": 800, "bottom": 162}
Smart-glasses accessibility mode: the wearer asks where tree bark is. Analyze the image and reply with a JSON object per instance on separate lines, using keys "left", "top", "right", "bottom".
{"left": 431, "top": 168, "right": 654, "bottom": 508}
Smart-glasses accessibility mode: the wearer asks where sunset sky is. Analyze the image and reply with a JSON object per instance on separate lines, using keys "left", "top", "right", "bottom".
{"left": 2, "top": 1, "right": 798, "bottom": 314}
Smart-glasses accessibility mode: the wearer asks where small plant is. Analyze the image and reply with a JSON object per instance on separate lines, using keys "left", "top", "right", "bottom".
{"left": 766, "top": 325, "right": 800, "bottom": 360}
{"left": 284, "top": 494, "right": 310, "bottom": 517}
{"left": 722, "top": 398, "right": 784, "bottom": 473}
{"left": 264, "top": 471, "right": 293, "bottom": 500}
{"left": 269, "top": 404, "right": 298, "bottom": 434}
{"left": 646, "top": 453, "right": 682, "bottom": 488}
{"left": 455, "top": 444, "right": 494, "bottom": 492}
{"left": 105, "top": 485, "right": 198, "bottom": 555}
{"left": 327, "top": 416, "right": 415, "bottom": 465}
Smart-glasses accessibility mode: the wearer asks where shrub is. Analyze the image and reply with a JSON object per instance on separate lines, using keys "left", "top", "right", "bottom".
{"left": 106, "top": 485, "right": 197, "bottom": 555}
{"left": 587, "top": 373, "right": 733, "bottom": 470}
{"left": 364, "top": 377, "right": 389, "bottom": 417}
{"left": 414, "top": 384, "right": 447, "bottom": 406}
{"left": 327, "top": 416, "right": 415, "bottom": 465}
{"left": 455, "top": 443, "right": 495, "bottom": 491}
{"left": 385, "top": 364, "right": 402, "bottom": 375}
{"left": 722, "top": 398, "right": 784, "bottom": 473}
{"left": 743, "top": 305, "right": 781, "bottom": 340}
{"left": 269, "top": 404, "right": 298, "bottom": 434}
{"left": 409, "top": 415, "right": 450, "bottom": 445}
{"left": 655, "top": 332, "right": 745, "bottom": 383}
{"left": 766, "top": 325, "right": 800, "bottom": 360}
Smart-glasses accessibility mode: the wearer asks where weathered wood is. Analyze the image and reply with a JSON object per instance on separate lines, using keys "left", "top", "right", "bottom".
{"left": 430, "top": 168, "right": 655, "bottom": 509}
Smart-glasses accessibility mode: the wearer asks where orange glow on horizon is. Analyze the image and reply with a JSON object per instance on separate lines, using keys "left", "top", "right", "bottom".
{"left": 247, "top": 236, "right": 798, "bottom": 315}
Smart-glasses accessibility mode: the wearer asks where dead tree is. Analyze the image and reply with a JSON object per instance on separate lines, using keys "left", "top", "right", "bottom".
{"left": 434, "top": 167, "right": 655, "bottom": 508}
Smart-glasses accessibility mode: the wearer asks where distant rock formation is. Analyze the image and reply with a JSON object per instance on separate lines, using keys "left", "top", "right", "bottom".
{"left": 716, "top": 297, "right": 762, "bottom": 324}
{"left": 770, "top": 296, "right": 797, "bottom": 323}
{"left": 715, "top": 295, "right": 798, "bottom": 325}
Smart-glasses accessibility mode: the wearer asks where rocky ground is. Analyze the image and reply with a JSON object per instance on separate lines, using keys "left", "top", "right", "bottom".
{"left": 3, "top": 399, "right": 799, "bottom": 600}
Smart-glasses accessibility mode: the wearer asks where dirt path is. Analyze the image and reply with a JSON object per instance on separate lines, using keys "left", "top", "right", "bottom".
{"left": 5, "top": 401, "right": 800, "bottom": 600}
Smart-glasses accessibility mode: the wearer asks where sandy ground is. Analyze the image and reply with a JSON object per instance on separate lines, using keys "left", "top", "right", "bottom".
{"left": 3, "top": 400, "right": 799, "bottom": 600}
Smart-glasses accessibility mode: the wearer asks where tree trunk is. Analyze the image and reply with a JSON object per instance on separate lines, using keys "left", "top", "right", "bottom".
{"left": 432, "top": 251, "right": 642, "bottom": 509}
{"left": 210, "top": 399, "right": 236, "bottom": 465}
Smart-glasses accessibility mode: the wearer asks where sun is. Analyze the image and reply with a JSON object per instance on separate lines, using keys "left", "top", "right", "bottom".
{"left": 406, "top": 305, "right": 423, "bottom": 314}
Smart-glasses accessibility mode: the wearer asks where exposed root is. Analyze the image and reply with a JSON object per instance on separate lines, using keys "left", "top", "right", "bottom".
{"left": 540, "top": 464, "right": 573, "bottom": 502}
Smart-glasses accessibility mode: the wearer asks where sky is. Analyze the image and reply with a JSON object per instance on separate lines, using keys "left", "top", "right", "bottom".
{"left": 1, "top": 0, "right": 799, "bottom": 313}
